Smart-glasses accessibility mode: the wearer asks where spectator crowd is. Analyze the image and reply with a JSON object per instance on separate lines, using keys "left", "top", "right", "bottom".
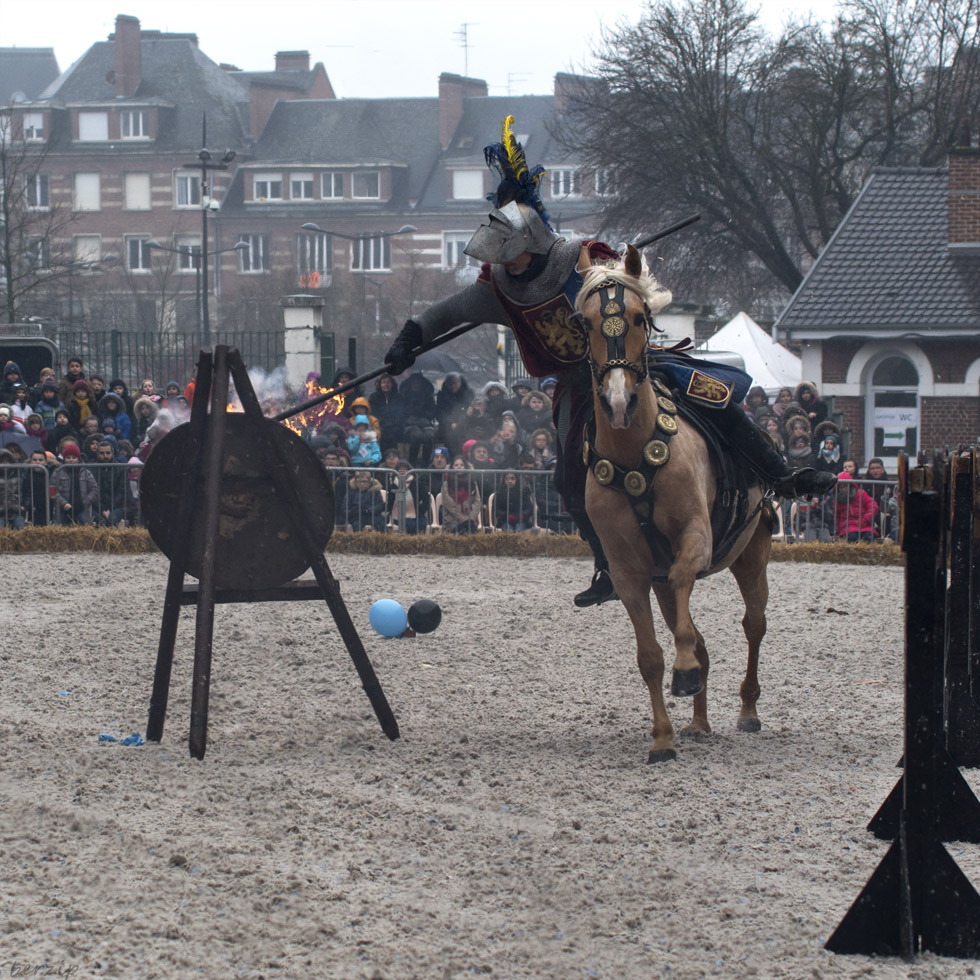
{"left": 0, "top": 357, "right": 896, "bottom": 542}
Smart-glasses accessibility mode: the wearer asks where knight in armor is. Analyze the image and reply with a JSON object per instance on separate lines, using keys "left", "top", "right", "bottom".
{"left": 385, "top": 117, "right": 836, "bottom": 607}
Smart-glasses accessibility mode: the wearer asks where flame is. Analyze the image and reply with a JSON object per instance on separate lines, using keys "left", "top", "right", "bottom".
{"left": 282, "top": 378, "right": 346, "bottom": 436}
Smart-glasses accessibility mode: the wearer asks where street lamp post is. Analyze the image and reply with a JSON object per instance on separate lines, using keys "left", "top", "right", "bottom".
{"left": 299, "top": 223, "right": 416, "bottom": 353}
{"left": 145, "top": 240, "right": 249, "bottom": 344}
{"left": 182, "top": 113, "right": 237, "bottom": 348}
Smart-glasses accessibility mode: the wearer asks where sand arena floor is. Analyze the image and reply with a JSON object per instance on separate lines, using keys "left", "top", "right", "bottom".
{"left": 1, "top": 553, "right": 976, "bottom": 980}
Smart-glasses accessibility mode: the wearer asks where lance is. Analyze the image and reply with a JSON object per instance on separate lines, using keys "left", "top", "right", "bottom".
{"left": 270, "top": 212, "right": 701, "bottom": 424}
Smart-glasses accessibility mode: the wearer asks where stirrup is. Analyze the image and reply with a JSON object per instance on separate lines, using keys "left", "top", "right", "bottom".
{"left": 574, "top": 568, "right": 618, "bottom": 608}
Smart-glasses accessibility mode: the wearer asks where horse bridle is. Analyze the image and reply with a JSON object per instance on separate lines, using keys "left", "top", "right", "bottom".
{"left": 581, "top": 278, "right": 664, "bottom": 386}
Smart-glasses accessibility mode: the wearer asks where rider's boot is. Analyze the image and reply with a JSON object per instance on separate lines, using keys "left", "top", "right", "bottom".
{"left": 718, "top": 403, "right": 838, "bottom": 498}
{"left": 570, "top": 510, "right": 618, "bottom": 607}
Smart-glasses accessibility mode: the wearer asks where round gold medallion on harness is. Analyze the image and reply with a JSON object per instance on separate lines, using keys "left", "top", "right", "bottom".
{"left": 653, "top": 378, "right": 672, "bottom": 397}
{"left": 643, "top": 439, "right": 670, "bottom": 467}
{"left": 624, "top": 470, "right": 647, "bottom": 496}
{"left": 602, "top": 300, "right": 623, "bottom": 316}
{"left": 601, "top": 317, "right": 627, "bottom": 338}
{"left": 582, "top": 439, "right": 590, "bottom": 465}
{"left": 657, "top": 396, "right": 677, "bottom": 415}
{"left": 656, "top": 412, "right": 678, "bottom": 435}
{"left": 593, "top": 459, "right": 615, "bottom": 485}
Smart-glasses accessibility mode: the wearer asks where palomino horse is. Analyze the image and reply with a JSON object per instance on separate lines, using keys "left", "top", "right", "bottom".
{"left": 576, "top": 244, "right": 772, "bottom": 763}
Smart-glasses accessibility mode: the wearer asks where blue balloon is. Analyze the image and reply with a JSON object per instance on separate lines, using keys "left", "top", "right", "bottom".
{"left": 369, "top": 599, "right": 407, "bottom": 638}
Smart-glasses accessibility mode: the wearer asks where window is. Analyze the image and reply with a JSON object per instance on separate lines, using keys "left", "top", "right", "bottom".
{"left": 78, "top": 111, "right": 109, "bottom": 141}
{"left": 74, "top": 235, "right": 102, "bottom": 264}
{"left": 26, "top": 173, "right": 49, "bottom": 209}
{"left": 290, "top": 173, "right": 314, "bottom": 200}
{"left": 126, "top": 236, "right": 152, "bottom": 273}
{"left": 175, "top": 235, "right": 201, "bottom": 273}
{"left": 120, "top": 110, "right": 149, "bottom": 139}
{"left": 549, "top": 168, "right": 581, "bottom": 198}
{"left": 26, "top": 237, "right": 49, "bottom": 270}
{"left": 444, "top": 231, "right": 481, "bottom": 283}
{"left": 254, "top": 173, "right": 283, "bottom": 201}
{"left": 297, "top": 231, "right": 332, "bottom": 286}
{"left": 451, "top": 170, "right": 484, "bottom": 200}
{"left": 239, "top": 234, "right": 271, "bottom": 272}
{"left": 175, "top": 172, "right": 200, "bottom": 208}
{"left": 351, "top": 235, "right": 390, "bottom": 272}
{"left": 124, "top": 172, "right": 151, "bottom": 210}
{"left": 321, "top": 172, "right": 343, "bottom": 199}
{"left": 22, "top": 111, "right": 44, "bottom": 141}
{"left": 595, "top": 168, "right": 616, "bottom": 198}
{"left": 73, "top": 172, "right": 101, "bottom": 211}
{"left": 352, "top": 171, "right": 380, "bottom": 199}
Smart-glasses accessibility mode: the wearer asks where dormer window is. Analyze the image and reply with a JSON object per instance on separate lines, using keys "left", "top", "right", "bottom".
{"left": 22, "top": 111, "right": 44, "bottom": 141}
{"left": 549, "top": 168, "right": 581, "bottom": 198}
{"left": 120, "top": 110, "right": 149, "bottom": 139}
{"left": 77, "top": 111, "right": 109, "bottom": 142}
{"left": 254, "top": 173, "right": 283, "bottom": 201}
{"left": 352, "top": 171, "right": 380, "bottom": 200}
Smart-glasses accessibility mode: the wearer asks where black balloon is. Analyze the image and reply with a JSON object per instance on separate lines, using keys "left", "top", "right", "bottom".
{"left": 408, "top": 599, "right": 442, "bottom": 634}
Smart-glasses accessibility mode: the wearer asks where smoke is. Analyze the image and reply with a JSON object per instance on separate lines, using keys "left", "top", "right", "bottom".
{"left": 228, "top": 364, "right": 294, "bottom": 416}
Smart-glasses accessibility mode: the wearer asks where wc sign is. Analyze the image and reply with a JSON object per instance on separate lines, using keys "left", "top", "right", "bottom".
{"left": 874, "top": 407, "right": 918, "bottom": 447}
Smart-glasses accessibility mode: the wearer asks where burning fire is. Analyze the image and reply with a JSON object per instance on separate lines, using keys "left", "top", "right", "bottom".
{"left": 281, "top": 377, "right": 346, "bottom": 436}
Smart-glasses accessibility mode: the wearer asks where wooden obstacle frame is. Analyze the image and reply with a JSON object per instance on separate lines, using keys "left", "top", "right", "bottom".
{"left": 141, "top": 346, "right": 399, "bottom": 760}
{"left": 826, "top": 447, "right": 980, "bottom": 959}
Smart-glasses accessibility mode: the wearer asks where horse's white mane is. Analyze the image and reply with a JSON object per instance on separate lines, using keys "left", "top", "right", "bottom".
{"left": 577, "top": 255, "right": 673, "bottom": 316}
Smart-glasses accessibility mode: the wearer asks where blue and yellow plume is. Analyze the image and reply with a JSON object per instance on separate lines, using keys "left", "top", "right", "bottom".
{"left": 483, "top": 115, "right": 552, "bottom": 230}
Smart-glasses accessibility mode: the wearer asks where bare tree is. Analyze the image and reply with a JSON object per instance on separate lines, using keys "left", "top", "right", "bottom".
{"left": 559, "top": 0, "right": 979, "bottom": 313}
{"left": 0, "top": 114, "right": 79, "bottom": 323}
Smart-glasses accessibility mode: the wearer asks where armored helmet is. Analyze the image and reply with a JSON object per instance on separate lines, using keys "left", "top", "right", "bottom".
{"left": 464, "top": 200, "right": 557, "bottom": 264}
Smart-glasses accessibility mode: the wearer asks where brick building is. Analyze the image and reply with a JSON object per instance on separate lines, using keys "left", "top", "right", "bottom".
{"left": 1, "top": 14, "right": 607, "bottom": 372}
{"left": 775, "top": 141, "right": 980, "bottom": 468}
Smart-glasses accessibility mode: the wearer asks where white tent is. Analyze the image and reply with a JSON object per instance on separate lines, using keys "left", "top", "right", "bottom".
{"left": 697, "top": 312, "right": 802, "bottom": 395}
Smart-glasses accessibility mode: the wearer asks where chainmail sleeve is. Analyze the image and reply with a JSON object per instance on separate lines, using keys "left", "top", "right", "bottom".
{"left": 410, "top": 280, "right": 510, "bottom": 346}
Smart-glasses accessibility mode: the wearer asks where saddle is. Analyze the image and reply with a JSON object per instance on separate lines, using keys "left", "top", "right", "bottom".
{"left": 583, "top": 366, "right": 768, "bottom": 581}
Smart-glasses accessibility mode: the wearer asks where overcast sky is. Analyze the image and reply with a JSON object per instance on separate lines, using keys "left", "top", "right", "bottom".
{"left": 6, "top": 0, "right": 843, "bottom": 99}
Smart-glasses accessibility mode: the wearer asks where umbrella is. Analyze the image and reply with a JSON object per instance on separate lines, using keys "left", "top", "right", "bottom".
{"left": 0, "top": 432, "right": 42, "bottom": 455}
{"left": 412, "top": 349, "right": 462, "bottom": 374}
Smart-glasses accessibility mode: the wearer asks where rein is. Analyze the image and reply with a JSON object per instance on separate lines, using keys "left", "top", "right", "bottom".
{"left": 581, "top": 277, "right": 662, "bottom": 386}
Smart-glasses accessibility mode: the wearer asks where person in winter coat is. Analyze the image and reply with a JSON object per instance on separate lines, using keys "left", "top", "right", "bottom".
{"left": 862, "top": 457, "right": 894, "bottom": 540}
{"left": 22, "top": 449, "right": 51, "bottom": 525}
{"left": 528, "top": 428, "right": 556, "bottom": 469}
{"left": 386, "top": 458, "right": 432, "bottom": 534}
{"left": 814, "top": 433, "right": 842, "bottom": 475}
{"left": 0, "top": 404, "right": 26, "bottom": 434}
{"left": 340, "top": 469, "right": 387, "bottom": 531}
{"left": 67, "top": 379, "right": 98, "bottom": 432}
{"left": 34, "top": 378, "right": 65, "bottom": 433}
{"left": 492, "top": 470, "right": 535, "bottom": 531}
{"left": 0, "top": 361, "right": 25, "bottom": 404}
{"left": 440, "top": 456, "right": 482, "bottom": 534}
{"left": 137, "top": 408, "right": 175, "bottom": 461}
{"left": 794, "top": 381, "right": 829, "bottom": 430}
{"left": 347, "top": 416, "right": 382, "bottom": 467}
{"left": 369, "top": 374, "right": 406, "bottom": 451}
{"left": 515, "top": 389, "right": 553, "bottom": 437}
{"left": 435, "top": 372, "right": 473, "bottom": 457}
{"left": 132, "top": 396, "right": 159, "bottom": 446}
{"left": 108, "top": 379, "right": 135, "bottom": 416}
{"left": 58, "top": 357, "right": 86, "bottom": 408}
{"left": 22, "top": 413, "right": 48, "bottom": 450}
{"left": 346, "top": 396, "right": 382, "bottom": 439}
{"left": 489, "top": 412, "right": 524, "bottom": 470}
{"left": 835, "top": 471, "right": 878, "bottom": 542}
{"left": 480, "top": 381, "right": 514, "bottom": 430}
{"left": 9, "top": 384, "right": 32, "bottom": 426}
{"left": 399, "top": 372, "right": 438, "bottom": 467}
{"left": 98, "top": 392, "right": 132, "bottom": 440}
{"left": 0, "top": 448, "right": 25, "bottom": 528}
{"left": 93, "top": 439, "right": 128, "bottom": 526}
{"left": 53, "top": 443, "right": 99, "bottom": 524}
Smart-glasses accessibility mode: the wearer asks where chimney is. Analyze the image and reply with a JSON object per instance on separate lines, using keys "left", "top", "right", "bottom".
{"left": 114, "top": 14, "right": 142, "bottom": 98}
{"left": 438, "top": 73, "right": 487, "bottom": 149}
{"left": 948, "top": 128, "right": 980, "bottom": 252}
{"left": 275, "top": 51, "right": 310, "bottom": 71}
{"left": 554, "top": 72, "right": 597, "bottom": 114}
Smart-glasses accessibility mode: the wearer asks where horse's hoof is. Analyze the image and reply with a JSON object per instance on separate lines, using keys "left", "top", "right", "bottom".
{"left": 647, "top": 747, "right": 677, "bottom": 764}
{"left": 680, "top": 725, "right": 710, "bottom": 741}
{"left": 671, "top": 668, "right": 704, "bottom": 697}
{"left": 737, "top": 717, "right": 762, "bottom": 733}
